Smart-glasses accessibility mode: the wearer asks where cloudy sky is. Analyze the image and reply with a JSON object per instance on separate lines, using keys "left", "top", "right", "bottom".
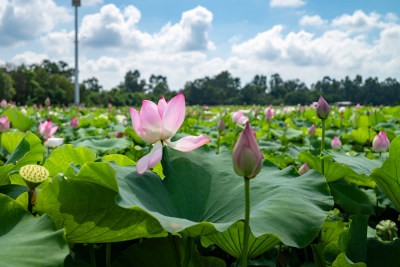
{"left": 0, "top": 0, "right": 399, "bottom": 90}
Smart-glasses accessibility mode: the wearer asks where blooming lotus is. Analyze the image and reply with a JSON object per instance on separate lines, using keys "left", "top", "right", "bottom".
{"left": 372, "top": 131, "right": 390, "bottom": 153}
{"left": 38, "top": 121, "right": 58, "bottom": 140}
{"left": 232, "top": 122, "right": 263, "bottom": 179}
{"left": 232, "top": 110, "right": 249, "bottom": 124}
{"left": 130, "top": 93, "right": 211, "bottom": 175}
{"left": 0, "top": 115, "right": 10, "bottom": 132}
{"left": 331, "top": 136, "right": 342, "bottom": 150}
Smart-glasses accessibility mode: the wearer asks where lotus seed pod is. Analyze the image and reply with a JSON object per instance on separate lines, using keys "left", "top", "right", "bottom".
{"left": 376, "top": 220, "right": 398, "bottom": 242}
{"left": 20, "top": 165, "right": 49, "bottom": 189}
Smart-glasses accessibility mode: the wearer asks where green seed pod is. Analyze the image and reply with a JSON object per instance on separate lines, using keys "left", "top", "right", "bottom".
{"left": 20, "top": 165, "right": 49, "bottom": 189}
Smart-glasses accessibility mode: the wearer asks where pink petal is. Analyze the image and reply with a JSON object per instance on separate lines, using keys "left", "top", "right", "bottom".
{"left": 130, "top": 107, "right": 144, "bottom": 138}
{"left": 38, "top": 122, "right": 44, "bottom": 133}
{"left": 237, "top": 116, "right": 249, "bottom": 124}
{"left": 50, "top": 126, "right": 58, "bottom": 135}
{"left": 165, "top": 135, "right": 211, "bottom": 152}
{"left": 158, "top": 97, "right": 168, "bottom": 118}
{"left": 136, "top": 141, "right": 163, "bottom": 175}
{"left": 162, "top": 93, "right": 185, "bottom": 140}
{"left": 140, "top": 100, "right": 162, "bottom": 143}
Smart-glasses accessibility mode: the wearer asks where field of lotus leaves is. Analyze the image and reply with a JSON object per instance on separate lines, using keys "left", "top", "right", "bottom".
{"left": 1, "top": 95, "right": 400, "bottom": 267}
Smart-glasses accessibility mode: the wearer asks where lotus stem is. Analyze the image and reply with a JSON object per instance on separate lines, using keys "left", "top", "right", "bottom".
{"left": 217, "top": 132, "right": 221, "bottom": 154}
{"left": 183, "top": 237, "right": 192, "bottom": 267}
{"left": 242, "top": 177, "right": 250, "bottom": 267}
{"left": 106, "top": 243, "right": 111, "bottom": 267}
{"left": 89, "top": 244, "right": 96, "bottom": 267}
{"left": 27, "top": 188, "right": 35, "bottom": 214}
{"left": 321, "top": 120, "right": 325, "bottom": 176}
{"left": 168, "top": 233, "right": 182, "bottom": 267}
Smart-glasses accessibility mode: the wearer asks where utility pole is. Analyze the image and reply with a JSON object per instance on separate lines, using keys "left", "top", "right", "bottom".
{"left": 72, "top": 0, "right": 80, "bottom": 105}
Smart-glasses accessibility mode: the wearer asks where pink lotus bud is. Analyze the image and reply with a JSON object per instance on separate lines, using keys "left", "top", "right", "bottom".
{"left": 232, "top": 122, "right": 263, "bottom": 178}
{"left": 265, "top": 107, "right": 274, "bottom": 123}
{"left": 45, "top": 97, "right": 51, "bottom": 106}
{"left": 0, "top": 115, "right": 10, "bottom": 132}
{"left": 70, "top": 117, "right": 79, "bottom": 128}
{"left": 372, "top": 131, "right": 390, "bottom": 153}
{"left": 308, "top": 124, "right": 316, "bottom": 136}
{"left": 217, "top": 119, "right": 225, "bottom": 133}
{"left": 316, "top": 96, "right": 330, "bottom": 120}
{"left": 117, "top": 109, "right": 121, "bottom": 114}
{"left": 1, "top": 99, "right": 7, "bottom": 107}
{"left": 331, "top": 136, "right": 342, "bottom": 150}
{"left": 33, "top": 104, "right": 37, "bottom": 109}
{"left": 298, "top": 162, "right": 309, "bottom": 175}
{"left": 108, "top": 102, "right": 112, "bottom": 108}
{"left": 355, "top": 104, "right": 361, "bottom": 109}
{"left": 114, "top": 132, "right": 124, "bottom": 138}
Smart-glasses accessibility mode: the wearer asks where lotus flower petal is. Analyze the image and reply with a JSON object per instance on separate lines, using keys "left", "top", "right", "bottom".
{"left": 158, "top": 97, "right": 168, "bottom": 118}
{"left": 165, "top": 135, "right": 211, "bottom": 152}
{"left": 136, "top": 141, "right": 163, "bottom": 175}
{"left": 162, "top": 93, "right": 185, "bottom": 140}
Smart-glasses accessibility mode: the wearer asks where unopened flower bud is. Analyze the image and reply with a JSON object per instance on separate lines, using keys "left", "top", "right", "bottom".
{"left": 308, "top": 124, "right": 316, "bottom": 137}
{"left": 20, "top": 165, "right": 49, "bottom": 189}
{"left": 0, "top": 115, "right": 10, "bottom": 132}
{"left": 265, "top": 107, "right": 274, "bottom": 123}
{"left": 70, "top": 116, "right": 79, "bottom": 128}
{"left": 217, "top": 119, "right": 225, "bottom": 133}
{"left": 376, "top": 220, "right": 398, "bottom": 242}
{"left": 331, "top": 136, "right": 342, "bottom": 150}
{"left": 372, "top": 131, "right": 390, "bottom": 152}
{"left": 232, "top": 122, "right": 263, "bottom": 179}
{"left": 316, "top": 96, "right": 330, "bottom": 120}
{"left": 1, "top": 99, "right": 7, "bottom": 107}
{"left": 298, "top": 162, "right": 309, "bottom": 175}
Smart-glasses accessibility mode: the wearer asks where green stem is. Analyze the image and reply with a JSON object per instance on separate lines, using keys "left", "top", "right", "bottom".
{"left": 321, "top": 120, "right": 325, "bottom": 176}
{"left": 217, "top": 132, "right": 221, "bottom": 154}
{"left": 183, "top": 237, "right": 192, "bottom": 267}
{"left": 242, "top": 177, "right": 251, "bottom": 267}
{"left": 106, "top": 243, "right": 111, "bottom": 267}
{"left": 27, "top": 188, "right": 35, "bottom": 214}
{"left": 168, "top": 233, "right": 182, "bottom": 267}
{"left": 89, "top": 244, "right": 96, "bottom": 267}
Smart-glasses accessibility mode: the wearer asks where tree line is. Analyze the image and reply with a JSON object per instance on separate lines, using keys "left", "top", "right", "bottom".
{"left": 0, "top": 60, "right": 399, "bottom": 106}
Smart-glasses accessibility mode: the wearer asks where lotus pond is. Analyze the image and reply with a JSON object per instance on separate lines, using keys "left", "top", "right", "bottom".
{"left": 0, "top": 96, "right": 400, "bottom": 267}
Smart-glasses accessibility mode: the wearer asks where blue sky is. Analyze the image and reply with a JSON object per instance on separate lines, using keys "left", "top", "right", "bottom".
{"left": 0, "top": 0, "right": 399, "bottom": 90}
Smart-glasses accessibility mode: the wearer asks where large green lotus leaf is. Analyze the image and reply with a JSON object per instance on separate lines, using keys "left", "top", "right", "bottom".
{"left": 1, "top": 132, "right": 24, "bottom": 154}
{"left": 371, "top": 136, "right": 400, "bottom": 210}
{"left": 201, "top": 221, "right": 281, "bottom": 259}
{"left": 113, "top": 236, "right": 225, "bottom": 267}
{"left": 351, "top": 128, "right": 376, "bottom": 145}
{"left": 330, "top": 152, "right": 383, "bottom": 177}
{"left": 0, "top": 194, "right": 69, "bottom": 267}
{"left": 0, "top": 132, "right": 45, "bottom": 185}
{"left": 36, "top": 164, "right": 167, "bottom": 243}
{"left": 332, "top": 253, "right": 366, "bottom": 267}
{"left": 44, "top": 144, "right": 97, "bottom": 177}
{"left": 72, "top": 136, "right": 132, "bottom": 154}
{"left": 329, "top": 181, "right": 376, "bottom": 215}
{"left": 114, "top": 147, "right": 333, "bottom": 248}
{"left": 366, "top": 238, "right": 400, "bottom": 267}
{"left": 0, "top": 184, "right": 26, "bottom": 199}
{"left": 3, "top": 108, "right": 35, "bottom": 131}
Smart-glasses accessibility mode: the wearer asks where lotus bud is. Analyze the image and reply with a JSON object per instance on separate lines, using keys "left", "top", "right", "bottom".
{"left": 376, "top": 220, "right": 398, "bottom": 242}
{"left": 232, "top": 122, "right": 263, "bottom": 179}
{"left": 372, "top": 131, "right": 390, "bottom": 152}
{"left": 217, "top": 119, "right": 225, "bottom": 133}
{"left": 0, "top": 115, "right": 10, "bottom": 132}
{"left": 70, "top": 116, "right": 79, "bottom": 128}
{"left": 298, "top": 162, "right": 309, "bottom": 175}
{"left": 308, "top": 124, "right": 316, "bottom": 137}
{"left": 1, "top": 99, "right": 7, "bottom": 107}
{"left": 331, "top": 136, "right": 342, "bottom": 150}
{"left": 45, "top": 97, "right": 51, "bottom": 106}
{"left": 265, "top": 107, "right": 274, "bottom": 123}
{"left": 316, "top": 96, "right": 330, "bottom": 120}
{"left": 20, "top": 165, "right": 49, "bottom": 189}
{"left": 114, "top": 132, "right": 124, "bottom": 138}
{"left": 339, "top": 107, "right": 346, "bottom": 114}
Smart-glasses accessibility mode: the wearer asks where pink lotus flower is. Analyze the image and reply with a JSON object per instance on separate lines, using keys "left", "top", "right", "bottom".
{"left": 1, "top": 99, "right": 7, "bottom": 108}
{"left": 70, "top": 117, "right": 79, "bottom": 128}
{"left": 265, "top": 107, "right": 274, "bottom": 123}
{"left": 232, "top": 122, "right": 263, "bottom": 178}
{"left": 308, "top": 124, "right": 316, "bottom": 137}
{"left": 38, "top": 121, "right": 58, "bottom": 140}
{"left": 0, "top": 115, "right": 10, "bottom": 132}
{"left": 316, "top": 96, "right": 330, "bottom": 120}
{"left": 331, "top": 136, "right": 342, "bottom": 150}
{"left": 298, "top": 162, "right": 309, "bottom": 175}
{"left": 232, "top": 110, "right": 249, "bottom": 124}
{"left": 372, "top": 131, "right": 390, "bottom": 153}
{"left": 130, "top": 93, "right": 211, "bottom": 175}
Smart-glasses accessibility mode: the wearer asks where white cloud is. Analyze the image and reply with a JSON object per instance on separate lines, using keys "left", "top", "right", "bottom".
{"left": 385, "top": 12, "right": 399, "bottom": 22}
{"left": 0, "top": 0, "right": 71, "bottom": 46}
{"left": 11, "top": 52, "right": 48, "bottom": 65}
{"left": 299, "top": 15, "right": 327, "bottom": 27}
{"left": 331, "top": 10, "right": 385, "bottom": 32}
{"left": 270, "top": 0, "right": 305, "bottom": 8}
{"left": 83, "top": 0, "right": 103, "bottom": 6}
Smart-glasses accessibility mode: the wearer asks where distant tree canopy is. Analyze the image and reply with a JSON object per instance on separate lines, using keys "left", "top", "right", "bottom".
{"left": 1, "top": 60, "right": 399, "bottom": 106}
